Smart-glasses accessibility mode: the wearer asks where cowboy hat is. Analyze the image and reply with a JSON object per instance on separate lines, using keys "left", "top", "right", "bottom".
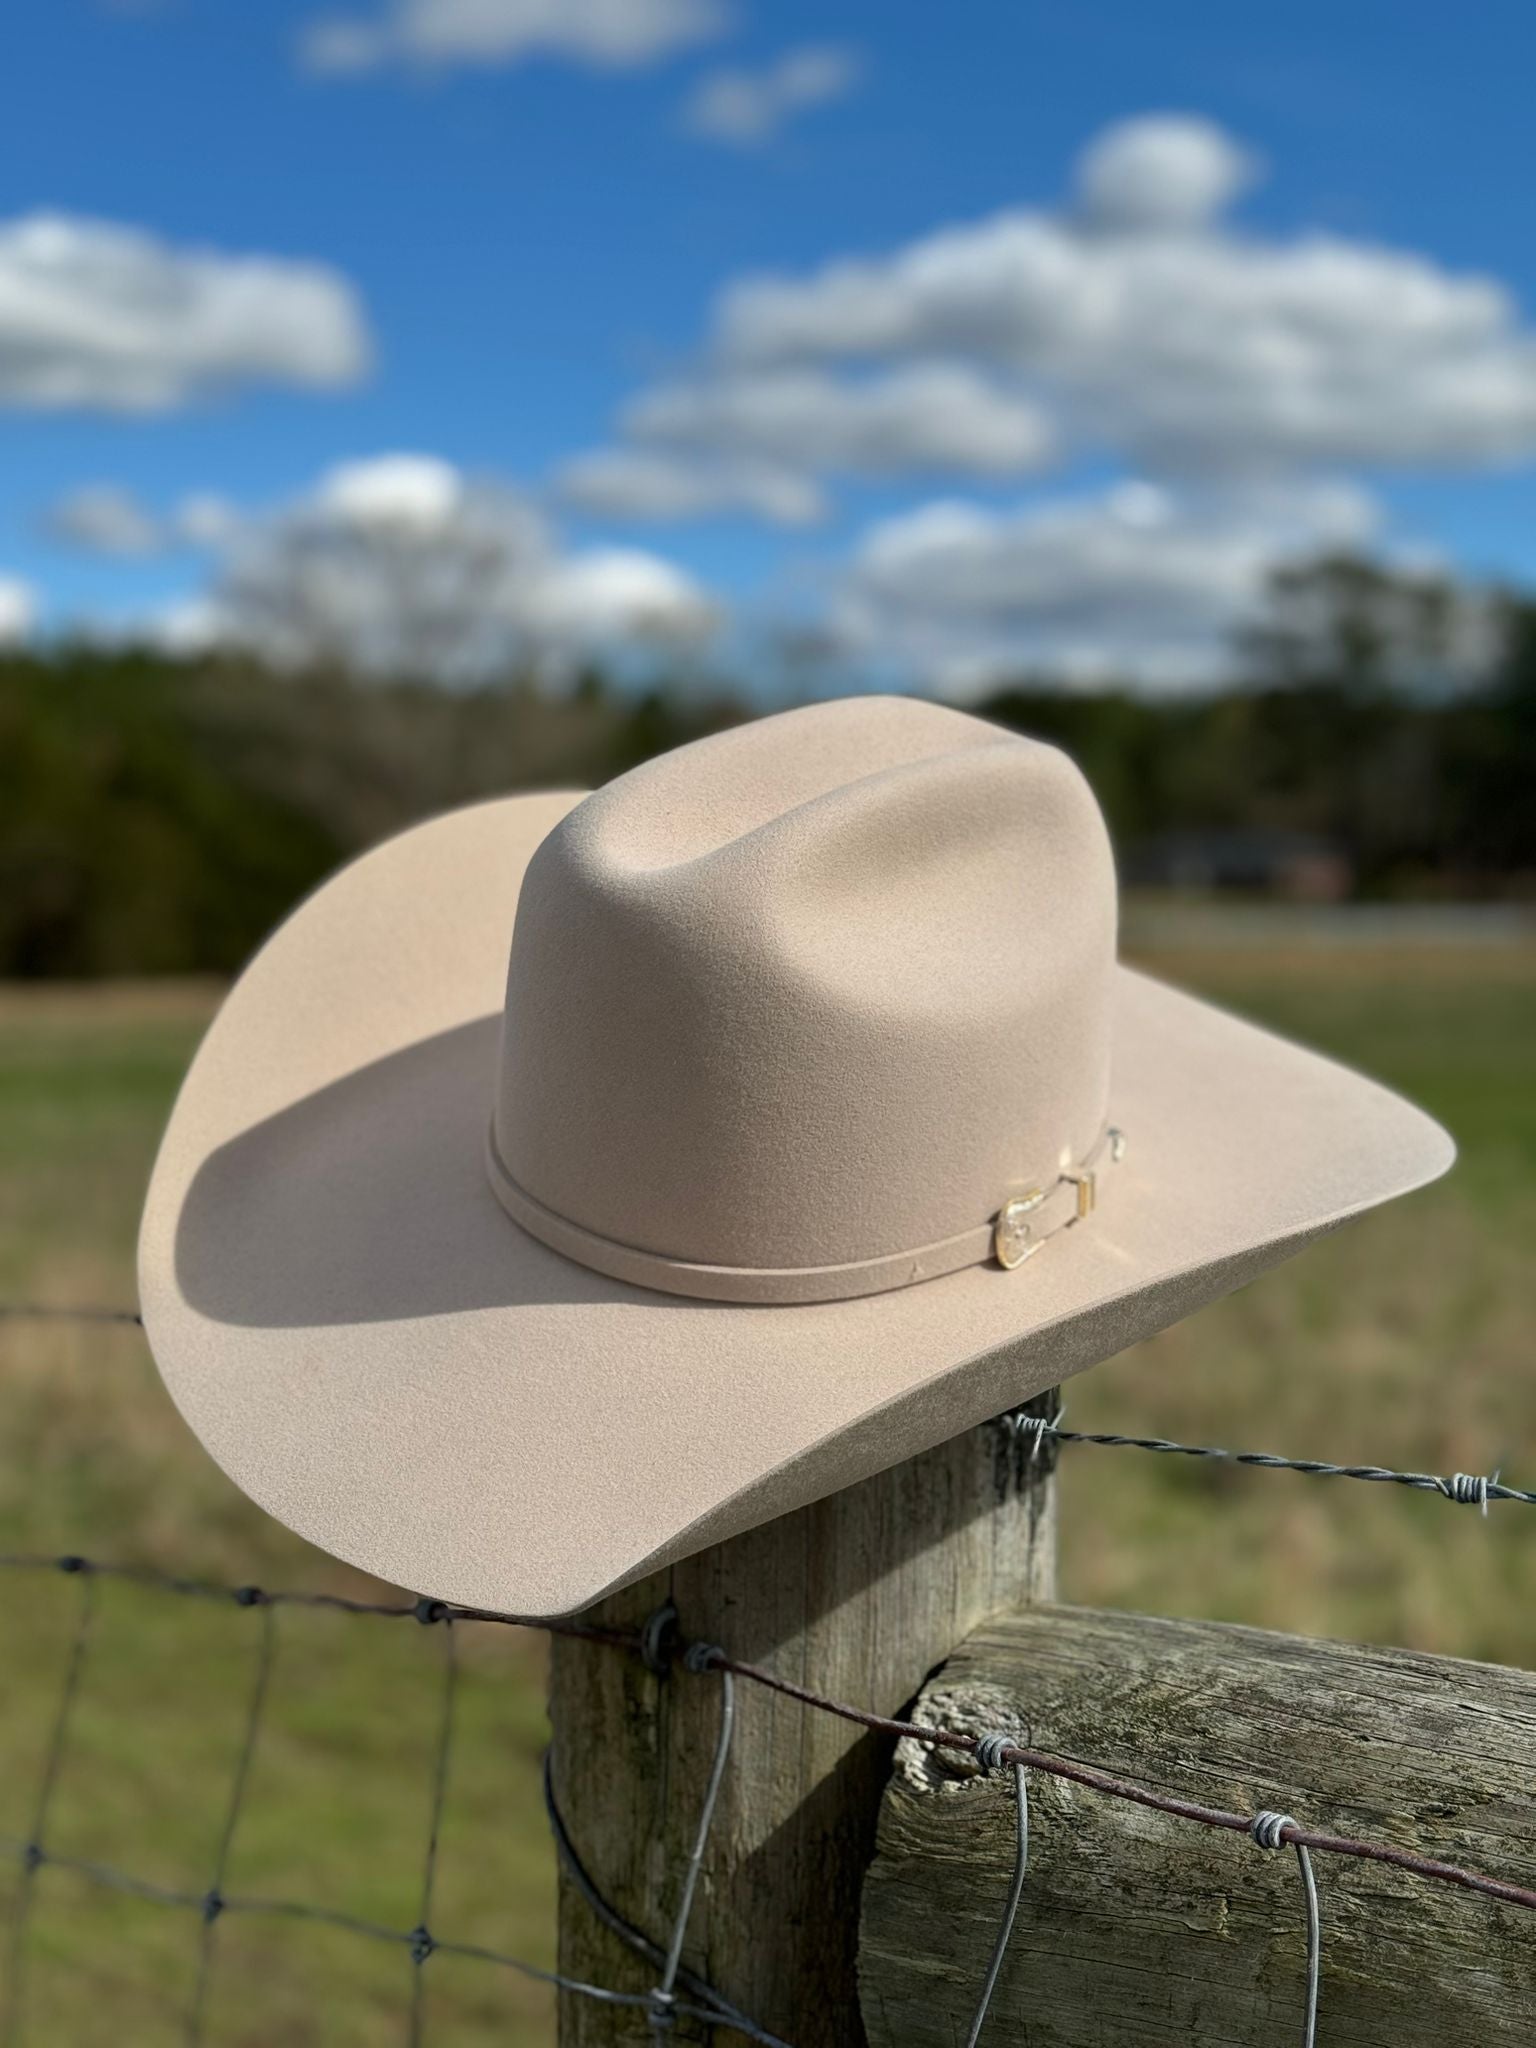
{"left": 138, "top": 697, "right": 1453, "bottom": 1618}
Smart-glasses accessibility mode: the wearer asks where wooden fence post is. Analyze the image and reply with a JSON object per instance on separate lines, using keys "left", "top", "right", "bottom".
{"left": 860, "top": 1605, "right": 1536, "bottom": 2046}
{"left": 547, "top": 1396, "right": 1058, "bottom": 2047}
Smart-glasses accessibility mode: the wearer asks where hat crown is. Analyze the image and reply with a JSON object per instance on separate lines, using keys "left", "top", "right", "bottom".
{"left": 492, "top": 697, "right": 1116, "bottom": 1293}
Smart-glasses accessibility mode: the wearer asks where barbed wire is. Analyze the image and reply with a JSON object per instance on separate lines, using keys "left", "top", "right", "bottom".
{"left": 1001, "top": 1408, "right": 1536, "bottom": 1510}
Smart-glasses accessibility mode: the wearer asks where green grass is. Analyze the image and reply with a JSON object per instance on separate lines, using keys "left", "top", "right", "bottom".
{"left": 1066, "top": 940, "right": 1536, "bottom": 1663}
{"left": 0, "top": 986, "right": 557, "bottom": 2046}
{"left": 0, "top": 941, "right": 1532, "bottom": 2043}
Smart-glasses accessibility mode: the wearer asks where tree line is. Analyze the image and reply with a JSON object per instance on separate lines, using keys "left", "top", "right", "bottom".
{"left": 2, "top": 556, "right": 1533, "bottom": 978}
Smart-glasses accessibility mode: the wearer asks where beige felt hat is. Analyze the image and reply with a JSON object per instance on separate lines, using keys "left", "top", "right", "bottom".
{"left": 138, "top": 697, "right": 1454, "bottom": 1618}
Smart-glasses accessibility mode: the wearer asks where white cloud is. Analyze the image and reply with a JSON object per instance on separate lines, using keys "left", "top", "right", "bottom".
{"left": 0, "top": 576, "right": 35, "bottom": 644}
{"left": 1074, "top": 113, "right": 1257, "bottom": 233}
{"left": 556, "top": 447, "right": 826, "bottom": 524}
{"left": 568, "top": 113, "right": 1536, "bottom": 556}
{"left": 684, "top": 44, "right": 859, "bottom": 146}
{"left": 839, "top": 479, "right": 1382, "bottom": 689}
{"left": 312, "top": 451, "right": 464, "bottom": 526}
{"left": 0, "top": 213, "right": 370, "bottom": 412}
{"left": 624, "top": 363, "right": 1055, "bottom": 476}
{"left": 203, "top": 453, "right": 715, "bottom": 677}
{"left": 48, "top": 484, "right": 161, "bottom": 556}
{"left": 173, "top": 493, "right": 244, "bottom": 550}
{"left": 302, "top": 0, "right": 725, "bottom": 76}
{"left": 707, "top": 115, "right": 1536, "bottom": 476}
{"left": 564, "top": 363, "right": 1057, "bottom": 525}
{"left": 46, "top": 484, "right": 249, "bottom": 556}
{"left": 524, "top": 547, "right": 715, "bottom": 643}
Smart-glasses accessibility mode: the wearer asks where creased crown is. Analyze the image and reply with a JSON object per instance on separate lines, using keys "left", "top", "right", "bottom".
{"left": 491, "top": 697, "right": 1116, "bottom": 1297}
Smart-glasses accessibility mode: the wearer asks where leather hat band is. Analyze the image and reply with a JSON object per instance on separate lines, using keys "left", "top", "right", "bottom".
{"left": 485, "top": 1125, "right": 1123, "bottom": 1307}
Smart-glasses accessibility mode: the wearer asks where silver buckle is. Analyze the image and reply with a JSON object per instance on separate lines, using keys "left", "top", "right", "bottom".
{"left": 993, "top": 1190, "right": 1045, "bottom": 1270}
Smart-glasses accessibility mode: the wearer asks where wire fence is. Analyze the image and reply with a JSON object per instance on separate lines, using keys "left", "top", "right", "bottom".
{"left": 2, "top": 1305, "right": 1534, "bottom": 2046}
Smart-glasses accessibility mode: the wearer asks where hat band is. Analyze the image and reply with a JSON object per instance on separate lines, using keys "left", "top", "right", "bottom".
{"left": 484, "top": 1125, "right": 1121, "bottom": 1307}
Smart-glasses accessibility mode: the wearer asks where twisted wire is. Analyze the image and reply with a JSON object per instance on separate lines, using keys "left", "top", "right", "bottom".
{"left": 963, "top": 1736, "right": 1030, "bottom": 2048}
{"left": 648, "top": 1647, "right": 735, "bottom": 2034}
{"left": 1251, "top": 1811, "right": 1322, "bottom": 2048}
{"left": 1002, "top": 1410, "right": 1534, "bottom": 1509}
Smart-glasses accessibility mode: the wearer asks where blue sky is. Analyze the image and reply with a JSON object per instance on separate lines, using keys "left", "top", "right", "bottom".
{"left": 4, "top": 0, "right": 1536, "bottom": 687}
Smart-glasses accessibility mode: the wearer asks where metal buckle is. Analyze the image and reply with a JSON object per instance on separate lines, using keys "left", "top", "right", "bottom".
{"left": 993, "top": 1190, "right": 1045, "bottom": 1270}
{"left": 1062, "top": 1169, "right": 1096, "bottom": 1220}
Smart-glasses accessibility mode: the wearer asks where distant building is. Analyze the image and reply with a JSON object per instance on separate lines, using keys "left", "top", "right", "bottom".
{"left": 1123, "top": 829, "right": 1354, "bottom": 901}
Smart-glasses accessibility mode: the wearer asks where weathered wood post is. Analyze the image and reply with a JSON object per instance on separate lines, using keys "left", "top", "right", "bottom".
{"left": 860, "top": 1605, "right": 1536, "bottom": 2045}
{"left": 547, "top": 1396, "right": 1058, "bottom": 2046}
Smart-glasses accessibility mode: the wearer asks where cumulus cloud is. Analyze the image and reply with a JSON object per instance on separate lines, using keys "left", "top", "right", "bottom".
{"left": 302, "top": 0, "right": 725, "bottom": 76}
{"left": 0, "top": 575, "right": 35, "bottom": 644}
{"left": 838, "top": 479, "right": 1381, "bottom": 689}
{"left": 1074, "top": 113, "right": 1257, "bottom": 233}
{"left": 522, "top": 547, "right": 717, "bottom": 643}
{"left": 203, "top": 453, "right": 716, "bottom": 678}
{"left": 684, "top": 44, "right": 860, "bottom": 146}
{"left": 311, "top": 451, "right": 466, "bottom": 526}
{"left": 706, "top": 115, "right": 1536, "bottom": 476}
{"left": 556, "top": 447, "right": 827, "bottom": 525}
{"left": 565, "top": 112, "right": 1536, "bottom": 562}
{"left": 625, "top": 363, "right": 1055, "bottom": 477}
{"left": 563, "top": 363, "right": 1056, "bottom": 524}
{"left": 0, "top": 213, "right": 370, "bottom": 412}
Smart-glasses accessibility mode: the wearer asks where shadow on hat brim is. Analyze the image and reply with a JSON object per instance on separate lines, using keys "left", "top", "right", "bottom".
{"left": 138, "top": 791, "right": 1455, "bottom": 1619}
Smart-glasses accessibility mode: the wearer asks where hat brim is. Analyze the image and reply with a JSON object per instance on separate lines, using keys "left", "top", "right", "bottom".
{"left": 139, "top": 791, "right": 1455, "bottom": 1619}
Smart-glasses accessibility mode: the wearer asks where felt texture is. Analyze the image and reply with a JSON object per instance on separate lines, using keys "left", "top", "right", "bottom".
{"left": 494, "top": 700, "right": 1114, "bottom": 1276}
{"left": 137, "top": 701, "right": 1455, "bottom": 1618}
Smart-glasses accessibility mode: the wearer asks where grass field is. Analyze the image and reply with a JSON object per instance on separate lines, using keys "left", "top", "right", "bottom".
{"left": 1, "top": 934, "right": 1533, "bottom": 2044}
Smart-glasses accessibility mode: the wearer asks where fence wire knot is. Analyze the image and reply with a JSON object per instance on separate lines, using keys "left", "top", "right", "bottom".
{"left": 1251, "top": 1810, "right": 1296, "bottom": 1850}
{"left": 1445, "top": 1472, "right": 1492, "bottom": 1513}
{"left": 973, "top": 1731, "right": 1017, "bottom": 1773}
{"left": 1006, "top": 1413, "right": 1054, "bottom": 1463}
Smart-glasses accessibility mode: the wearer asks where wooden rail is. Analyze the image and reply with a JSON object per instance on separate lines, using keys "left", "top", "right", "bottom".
{"left": 859, "top": 1605, "right": 1536, "bottom": 2046}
